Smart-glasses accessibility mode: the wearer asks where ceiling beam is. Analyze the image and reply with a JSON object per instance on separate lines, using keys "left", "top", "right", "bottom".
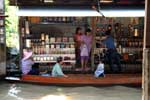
{"left": 9, "top": 0, "right": 145, "bottom": 6}
{"left": 9, "top": 0, "right": 97, "bottom": 6}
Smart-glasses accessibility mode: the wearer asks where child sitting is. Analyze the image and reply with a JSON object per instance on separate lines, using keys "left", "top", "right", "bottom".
{"left": 94, "top": 60, "right": 105, "bottom": 77}
{"left": 52, "top": 57, "right": 68, "bottom": 77}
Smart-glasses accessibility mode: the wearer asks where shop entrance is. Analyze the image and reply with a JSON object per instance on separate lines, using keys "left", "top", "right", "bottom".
{"left": 5, "top": 0, "right": 145, "bottom": 87}
{"left": 5, "top": 16, "right": 142, "bottom": 85}
{"left": 5, "top": 0, "right": 150, "bottom": 99}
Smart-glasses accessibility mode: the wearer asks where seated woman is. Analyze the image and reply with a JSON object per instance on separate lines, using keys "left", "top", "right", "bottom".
{"left": 52, "top": 57, "right": 68, "bottom": 77}
{"left": 21, "top": 48, "right": 34, "bottom": 75}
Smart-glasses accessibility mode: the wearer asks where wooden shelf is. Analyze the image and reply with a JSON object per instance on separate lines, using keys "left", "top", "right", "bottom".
{"left": 33, "top": 54, "right": 76, "bottom": 63}
{"left": 30, "top": 22, "right": 85, "bottom": 27}
{"left": 33, "top": 54, "right": 75, "bottom": 57}
{"left": 34, "top": 60, "right": 76, "bottom": 63}
{"left": 94, "top": 47, "right": 143, "bottom": 50}
{"left": 47, "top": 42, "right": 75, "bottom": 44}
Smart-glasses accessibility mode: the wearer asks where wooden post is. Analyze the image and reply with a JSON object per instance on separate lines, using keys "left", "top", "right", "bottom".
{"left": 143, "top": 0, "right": 150, "bottom": 100}
{"left": 19, "top": 17, "right": 23, "bottom": 71}
{"left": 0, "top": 0, "right": 6, "bottom": 77}
{"left": 91, "top": 17, "right": 96, "bottom": 70}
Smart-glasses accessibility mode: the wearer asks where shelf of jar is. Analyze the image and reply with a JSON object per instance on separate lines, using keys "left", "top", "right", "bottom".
{"left": 45, "top": 42, "right": 75, "bottom": 44}
{"left": 94, "top": 60, "right": 142, "bottom": 65}
{"left": 23, "top": 38, "right": 75, "bottom": 44}
{"left": 6, "top": 69, "right": 20, "bottom": 72}
{"left": 23, "top": 37, "right": 75, "bottom": 42}
{"left": 32, "top": 52, "right": 75, "bottom": 54}
{"left": 33, "top": 54, "right": 75, "bottom": 57}
{"left": 95, "top": 36, "right": 143, "bottom": 40}
{"left": 94, "top": 48, "right": 143, "bottom": 51}
{"left": 38, "top": 66, "right": 75, "bottom": 72}
{"left": 116, "top": 46, "right": 143, "bottom": 48}
{"left": 34, "top": 60, "right": 76, "bottom": 63}
{"left": 33, "top": 48, "right": 75, "bottom": 51}
{"left": 48, "top": 48, "right": 75, "bottom": 49}
{"left": 29, "top": 22, "right": 86, "bottom": 26}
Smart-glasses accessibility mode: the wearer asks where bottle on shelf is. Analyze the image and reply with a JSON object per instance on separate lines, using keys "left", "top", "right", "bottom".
{"left": 26, "top": 39, "right": 31, "bottom": 48}
{"left": 62, "top": 17, "right": 66, "bottom": 23}
{"left": 25, "top": 20, "right": 30, "bottom": 34}
{"left": 48, "top": 17, "right": 53, "bottom": 22}
{"left": 134, "top": 29, "right": 138, "bottom": 37}
{"left": 41, "top": 33, "right": 45, "bottom": 41}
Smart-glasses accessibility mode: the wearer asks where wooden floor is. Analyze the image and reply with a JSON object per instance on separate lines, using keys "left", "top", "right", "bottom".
{"left": 21, "top": 74, "right": 142, "bottom": 86}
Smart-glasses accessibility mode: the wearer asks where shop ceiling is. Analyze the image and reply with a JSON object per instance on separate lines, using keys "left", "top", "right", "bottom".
{"left": 9, "top": 0, "right": 145, "bottom": 7}
{"left": 9, "top": 0, "right": 145, "bottom": 17}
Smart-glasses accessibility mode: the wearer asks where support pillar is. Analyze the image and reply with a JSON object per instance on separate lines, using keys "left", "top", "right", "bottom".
{"left": 143, "top": 0, "right": 150, "bottom": 100}
{"left": 143, "top": 49, "right": 150, "bottom": 100}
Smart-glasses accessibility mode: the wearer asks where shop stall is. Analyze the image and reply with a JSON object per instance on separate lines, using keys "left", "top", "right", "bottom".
{"left": 6, "top": 0, "right": 144, "bottom": 85}
{"left": 17, "top": 16, "right": 144, "bottom": 73}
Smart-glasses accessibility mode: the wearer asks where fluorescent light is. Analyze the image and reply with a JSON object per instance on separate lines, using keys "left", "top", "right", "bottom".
{"left": 17, "top": 8, "right": 102, "bottom": 17}
{"left": 17, "top": 7, "right": 145, "bottom": 17}
{"left": 101, "top": 9, "right": 145, "bottom": 17}
{"left": 100, "top": 0, "right": 113, "bottom": 3}
{"left": 44, "top": 0, "right": 54, "bottom": 3}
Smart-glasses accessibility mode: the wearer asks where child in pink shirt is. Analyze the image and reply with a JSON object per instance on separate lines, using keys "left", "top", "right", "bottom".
{"left": 80, "top": 28, "right": 93, "bottom": 71}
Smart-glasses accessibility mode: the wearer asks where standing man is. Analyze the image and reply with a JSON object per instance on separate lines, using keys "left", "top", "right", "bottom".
{"left": 100, "top": 25, "right": 122, "bottom": 73}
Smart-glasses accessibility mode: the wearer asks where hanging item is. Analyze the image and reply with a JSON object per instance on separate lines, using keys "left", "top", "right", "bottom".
{"left": 25, "top": 20, "right": 30, "bottom": 34}
{"left": 26, "top": 39, "right": 31, "bottom": 48}
{"left": 45, "top": 35, "right": 49, "bottom": 44}
{"left": 134, "top": 29, "right": 138, "bottom": 37}
{"left": 41, "top": 33, "right": 45, "bottom": 40}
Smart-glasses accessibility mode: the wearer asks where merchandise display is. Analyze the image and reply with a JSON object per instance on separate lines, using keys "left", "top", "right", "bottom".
{"left": 0, "top": 17, "right": 4, "bottom": 44}
{"left": 21, "top": 17, "right": 77, "bottom": 71}
{"left": 18, "top": 16, "right": 144, "bottom": 73}
{"left": 94, "top": 17, "right": 143, "bottom": 73}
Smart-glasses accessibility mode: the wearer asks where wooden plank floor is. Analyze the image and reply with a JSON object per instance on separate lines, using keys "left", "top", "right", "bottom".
{"left": 21, "top": 74, "right": 142, "bottom": 86}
